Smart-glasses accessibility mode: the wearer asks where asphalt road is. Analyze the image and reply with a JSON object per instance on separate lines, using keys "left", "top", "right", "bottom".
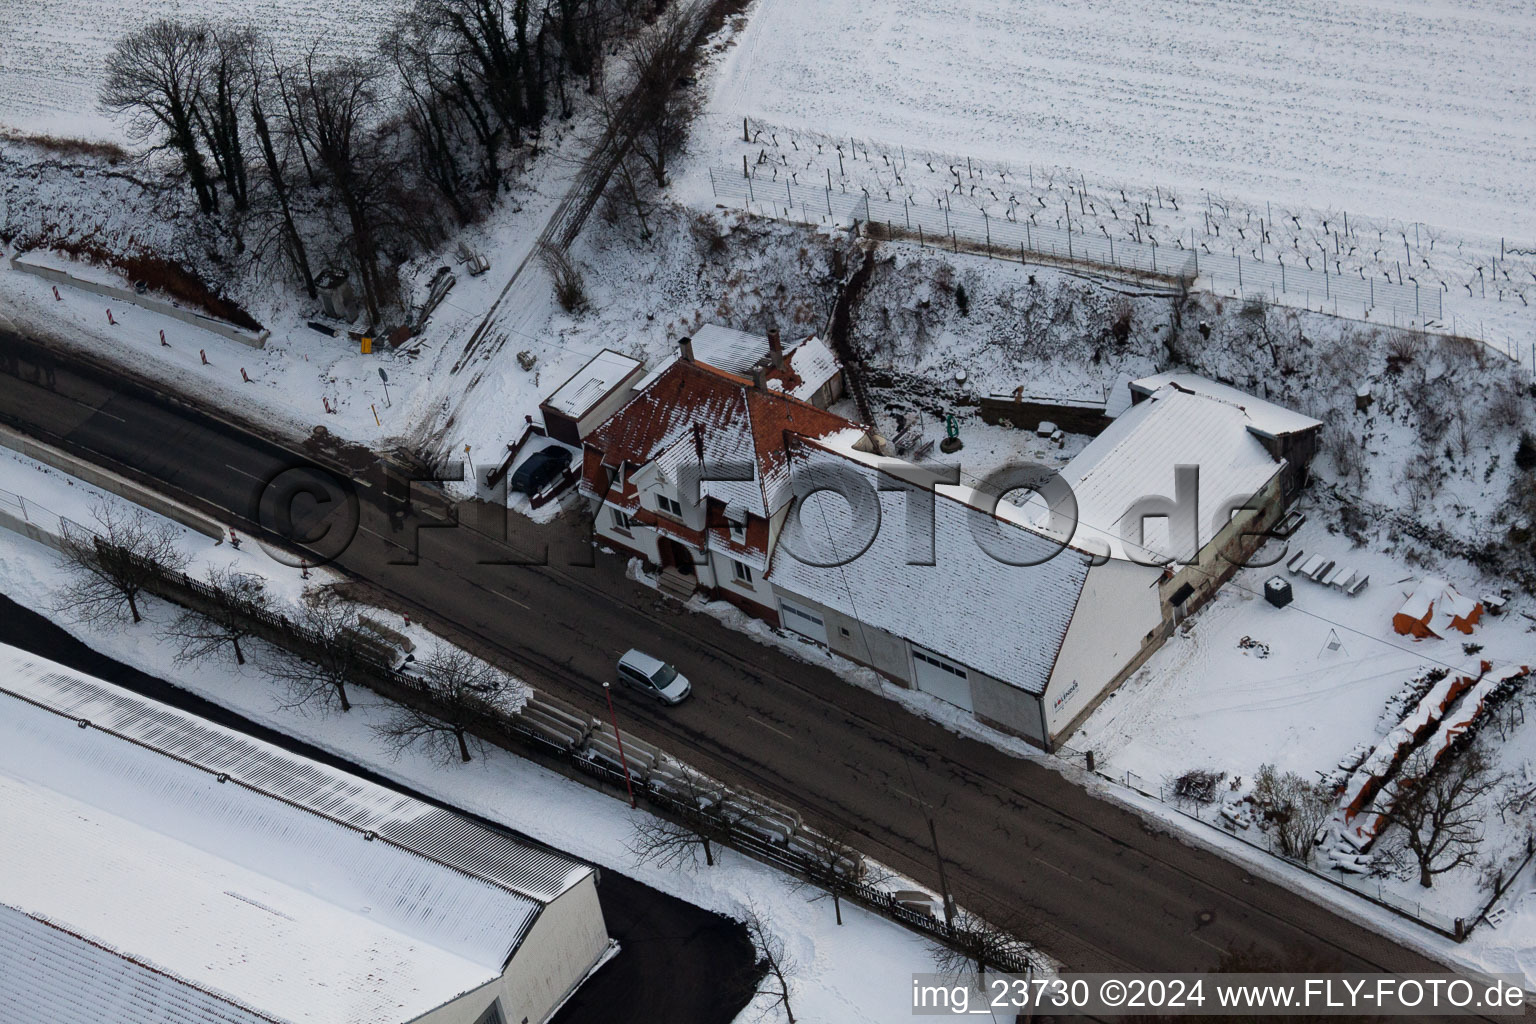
{"left": 0, "top": 331, "right": 1501, "bottom": 986}
{"left": 0, "top": 592, "right": 758, "bottom": 1024}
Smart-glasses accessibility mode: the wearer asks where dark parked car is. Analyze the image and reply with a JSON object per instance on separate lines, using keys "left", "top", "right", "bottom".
{"left": 509, "top": 445, "right": 573, "bottom": 495}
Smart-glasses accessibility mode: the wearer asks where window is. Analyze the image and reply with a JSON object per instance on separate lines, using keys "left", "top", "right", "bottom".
{"left": 472, "top": 1000, "right": 506, "bottom": 1024}
{"left": 913, "top": 649, "right": 969, "bottom": 680}
{"left": 731, "top": 559, "right": 753, "bottom": 584}
{"left": 727, "top": 514, "right": 747, "bottom": 542}
{"left": 656, "top": 493, "right": 684, "bottom": 518}
{"left": 609, "top": 508, "right": 633, "bottom": 531}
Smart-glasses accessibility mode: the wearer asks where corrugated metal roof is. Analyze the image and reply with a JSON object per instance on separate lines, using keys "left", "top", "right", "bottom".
{"left": 0, "top": 656, "right": 592, "bottom": 905}
{"left": 0, "top": 904, "right": 276, "bottom": 1024}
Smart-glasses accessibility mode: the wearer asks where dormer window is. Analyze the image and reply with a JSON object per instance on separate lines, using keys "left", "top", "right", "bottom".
{"left": 727, "top": 513, "right": 747, "bottom": 542}
{"left": 656, "top": 494, "right": 684, "bottom": 518}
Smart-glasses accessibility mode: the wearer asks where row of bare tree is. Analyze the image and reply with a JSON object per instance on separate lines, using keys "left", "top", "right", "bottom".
{"left": 99, "top": 0, "right": 678, "bottom": 322}
{"left": 55, "top": 503, "right": 523, "bottom": 763}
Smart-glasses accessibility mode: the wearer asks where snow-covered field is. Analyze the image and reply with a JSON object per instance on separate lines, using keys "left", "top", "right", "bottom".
{"left": 703, "top": 0, "right": 1536, "bottom": 240}
{"left": 0, "top": 0, "right": 408, "bottom": 141}
{"left": 679, "top": 0, "right": 1536, "bottom": 349}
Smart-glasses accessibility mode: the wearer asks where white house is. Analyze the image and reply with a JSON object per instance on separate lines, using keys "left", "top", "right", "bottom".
{"left": 581, "top": 338, "right": 876, "bottom": 614}
{"left": 0, "top": 643, "right": 610, "bottom": 1024}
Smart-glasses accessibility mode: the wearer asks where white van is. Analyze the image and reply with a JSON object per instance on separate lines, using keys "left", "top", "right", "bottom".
{"left": 616, "top": 649, "right": 693, "bottom": 705}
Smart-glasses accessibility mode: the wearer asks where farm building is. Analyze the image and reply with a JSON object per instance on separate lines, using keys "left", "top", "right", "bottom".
{"left": 766, "top": 374, "right": 1322, "bottom": 747}
{"left": 0, "top": 643, "right": 610, "bottom": 1024}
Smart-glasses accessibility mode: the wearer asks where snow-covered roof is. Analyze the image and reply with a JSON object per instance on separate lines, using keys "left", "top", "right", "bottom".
{"left": 766, "top": 441, "right": 1090, "bottom": 695}
{"left": 692, "top": 324, "right": 769, "bottom": 375}
{"left": 1128, "top": 372, "right": 1323, "bottom": 438}
{"left": 0, "top": 903, "right": 277, "bottom": 1024}
{"left": 542, "top": 348, "right": 644, "bottom": 419}
{"left": 1397, "top": 577, "right": 1481, "bottom": 635}
{"left": 1049, "top": 385, "right": 1285, "bottom": 563}
{"left": 691, "top": 325, "right": 842, "bottom": 404}
{"left": 0, "top": 644, "right": 597, "bottom": 1024}
{"left": 583, "top": 357, "right": 859, "bottom": 517}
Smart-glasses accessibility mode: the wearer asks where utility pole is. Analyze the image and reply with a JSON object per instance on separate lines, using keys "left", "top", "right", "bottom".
{"left": 603, "top": 682, "right": 637, "bottom": 808}
{"left": 928, "top": 815, "right": 956, "bottom": 926}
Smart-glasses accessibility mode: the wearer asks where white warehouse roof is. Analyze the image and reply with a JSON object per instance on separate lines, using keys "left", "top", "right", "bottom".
{"left": 767, "top": 440, "right": 1090, "bottom": 695}
{"left": 1128, "top": 372, "right": 1323, "bottom": 438}
{"left": 0, "top": 643, "right": 596, "bottom": 1024}
{"left": 1050, "top": 384, "right": 1284, "bottom": 563}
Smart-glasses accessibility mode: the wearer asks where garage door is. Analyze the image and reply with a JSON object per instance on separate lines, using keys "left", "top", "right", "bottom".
{"left": 778, "top": 598, "right": 828, "bottom": 645}
{"left": 911, "top": 646, "right": 974, "bottom": 712}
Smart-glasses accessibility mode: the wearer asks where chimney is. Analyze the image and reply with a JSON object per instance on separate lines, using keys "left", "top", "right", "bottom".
{"left": 751, "top": 364, "right": 768, "bottom": 390}
{"left": 678, "top": 336, "right": 694, "bottom": 363}
{"left": 766, "top": 327, "right": 784, "bottom": 368}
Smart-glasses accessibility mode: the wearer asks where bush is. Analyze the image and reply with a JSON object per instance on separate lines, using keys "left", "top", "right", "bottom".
{"left": 1516, "top": 431, "right": 1536, "bottom": 472}
{"left": 955, "top": 282, "right": 969, "bottom": 317}
{"left": 1173, "top": 769, "right": 1225, "bottom": 804}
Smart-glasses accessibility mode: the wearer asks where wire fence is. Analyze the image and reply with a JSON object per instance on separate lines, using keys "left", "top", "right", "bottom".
{"left": 708, "top": 167, "right": 1442, "bottom": 328}
{"left": 1062, "top": 755, "right": 1498, "bottom": 939}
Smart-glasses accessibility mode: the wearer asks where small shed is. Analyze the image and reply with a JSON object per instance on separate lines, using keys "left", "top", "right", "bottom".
{"left": 540, "top": 349, "right": 646, "bottom": 446}
{"left": 1393, "top": 577, "right": 1483, "bottom": 638}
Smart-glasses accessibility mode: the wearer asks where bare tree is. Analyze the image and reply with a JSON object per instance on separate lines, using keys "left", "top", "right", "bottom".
{"left": 1378, "top": 748, "right": 1502, "bottom": 888}
{"left": 374, "top": 645, "right": 526, "bottom": 762}
{"left": 740, "top": 901, "right": 797, "bottom": 1024}
{"left": 194, "top": 24, "right": 255, "bottom": 212}
{"left": 164, "top": 565, "right": 270, "bottom": 666}
{"left": 56, "top": 503, "right": 190, "bottom": 625}
{"left": 604, "top": 4, "right": 704, "bottom": 189}
{"left": 101, "top": 20, "right": 220, "bottom": 214}
{"left": 1251, "top": 763, "right": 1332, "bottom": 862}
{"left": 927, "top": 903, "right": 1035, "bottom": 986}
{"left": 793, "top": 827, "right": 875, "bottom": 926}
{"left": 284, "top": 54, "right": 408, "bottom": 322}
{"left": 265, "top": 587, "right": 367, "bottom": 711}
{"left": 247, "top": 41, "right": 317, "bottom": 296}
{"left": 629, "top": 768, "right": 741, "bottom": 868}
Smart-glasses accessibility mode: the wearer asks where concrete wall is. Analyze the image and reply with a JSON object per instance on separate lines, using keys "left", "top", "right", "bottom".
{"left": 967, "top": 670, "right": 1046, "bottom": 745}
{"left": 495, "top": 875, "right": 611, "bottom": 1024}
{"left": 784, "top": 589, "right": 915, "bottom": 685}
{"left": 1043, "top": 558, "right": 1165, "bottom": 740}
{"left": 1158, "top": 469, "right": 1286, "bottom": 622}
{"left": 10, "top": 255, "right": 268, "bottom": 348}
{"left": 406, "top": 979, "right": 503, "bottom": 1024}
{"left": 0, "top": 424, "right": 225, "bottom": 541}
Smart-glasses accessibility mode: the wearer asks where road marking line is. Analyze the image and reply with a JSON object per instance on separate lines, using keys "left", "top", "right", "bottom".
{"left": 747, "top": 716, "right": 794, "bottom": 741}
{"left": 224, "top": 462, "right": 263, "bottom": 482}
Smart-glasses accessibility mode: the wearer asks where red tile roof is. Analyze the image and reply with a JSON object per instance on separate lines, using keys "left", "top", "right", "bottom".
{"left": 582, "top": 358, "right": 862, "bottom": 516}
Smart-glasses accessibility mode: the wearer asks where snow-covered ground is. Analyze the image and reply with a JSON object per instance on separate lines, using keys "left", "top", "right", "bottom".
{"left": 0, "top": 447, "right": 947, "bottom": 1023}
{"left": 678, "top": 0, "right": 1536, "bottom": 349}
{"left": 698, "top": 0, "right": 1536, "bottom": 240}
{"left": 0, "top": 0, "right": 409, "bottom": 141}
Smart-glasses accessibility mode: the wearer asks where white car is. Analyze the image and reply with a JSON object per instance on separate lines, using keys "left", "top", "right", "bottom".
{"left": 616, "top": 649, "right": 692, "bottom": 705}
